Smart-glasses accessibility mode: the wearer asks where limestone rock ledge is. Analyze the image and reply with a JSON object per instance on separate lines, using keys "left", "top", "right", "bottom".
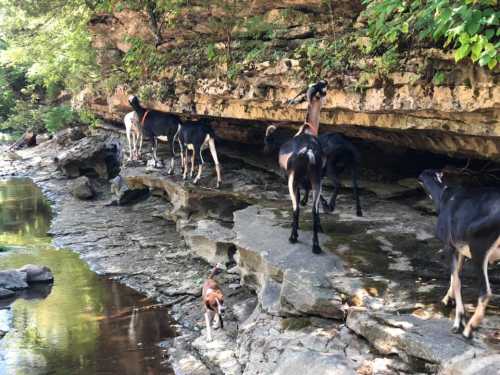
{"left": 85, "top": 4, "right": 500, "bottom": 160}
{"left": 119, "top": 166, "right": 500, "bottom": 373}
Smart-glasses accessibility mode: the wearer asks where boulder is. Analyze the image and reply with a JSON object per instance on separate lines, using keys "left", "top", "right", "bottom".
{"left": 70, "top": 176, "right": 95, "bottom": 200}
{"left": 54, "top": 135, "right": 121, "bottom": 178}
{"left": 0, "top": 270, "right": 28, "bottom": 290}
{"left": 53, "top": 126, "right": 87, "bottom": 146}
{"left": 18, "top": 264, "right": 54, "bottom": 283}
{"left": 0, "top": 287, "right": 15, "bottom": 299}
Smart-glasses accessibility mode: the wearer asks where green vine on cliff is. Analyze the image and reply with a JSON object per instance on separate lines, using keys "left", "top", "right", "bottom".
{"left": 362, "top": 0, "right": 500, "bottom": 69}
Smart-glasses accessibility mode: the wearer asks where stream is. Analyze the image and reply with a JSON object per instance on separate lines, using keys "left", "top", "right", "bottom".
{"left": 0, "top": 178, "right": 176, "bottom": 375}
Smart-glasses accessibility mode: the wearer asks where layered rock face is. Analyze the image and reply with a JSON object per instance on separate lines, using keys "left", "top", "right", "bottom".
{"left": 86, "top": 1, "right": 500, "bottom": 160}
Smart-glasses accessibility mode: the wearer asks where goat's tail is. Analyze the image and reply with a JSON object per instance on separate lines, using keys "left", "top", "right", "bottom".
{"left": 209, "top": 262, "right": 224, "bottom": 279}
{"left": 171, "top": 123, "right": 181, "bottom": 156}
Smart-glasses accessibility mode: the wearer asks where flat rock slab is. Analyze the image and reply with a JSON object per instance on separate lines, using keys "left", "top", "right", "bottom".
{"left": 183, "top": 219, "right": 236, "bottom": 264}
{"left": 346, "top": 310, "right": 488, "bottom": 372}
{"left": 273, "top": 348, "right": 355, "bottom": 375}
{"left": 234, "top": 205, "right": 347, "bottom": 319}
{"left": 123, "top": 169, "right": 250, "bottom": 221}
{"left": 439, "top": 353, "right": 500, "bottom": 375}
{"left": 0, "top": 270, "right": 28, "bottom": 291}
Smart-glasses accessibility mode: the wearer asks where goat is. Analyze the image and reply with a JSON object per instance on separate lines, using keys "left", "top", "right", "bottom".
{"left": 202, "top": 263, "right": 225, "bottom": 342}
{"left": 301, "top": 133, "right": 363, "bottom": 216}
{"left": 128, "top": 95, "right": 181, "bottom": 173}
{"left": 124, "top": 111, "right": 142, "bottom": 160}
{"left": 418, "top": 169, "right": 500, "bottom": 338}
{"left": 264, "top": 80, "right": 328, "bottom": 254}
{"left": 173, "top": 118, "right": 222, "bottom": 188}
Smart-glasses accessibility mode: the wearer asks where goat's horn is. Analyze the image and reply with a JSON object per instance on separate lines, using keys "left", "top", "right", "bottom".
{"left": 265, "top": 125, "right": 277, "bottom": 137}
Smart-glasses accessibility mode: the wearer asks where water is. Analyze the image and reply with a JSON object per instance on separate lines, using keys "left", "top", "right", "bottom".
{"left": 0, "top": 178, "right": 176, "bottom": 375}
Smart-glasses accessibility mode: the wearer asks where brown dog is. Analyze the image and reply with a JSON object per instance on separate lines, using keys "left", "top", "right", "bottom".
{"left": 202, "top": 263, "right": 225, "bottom": 341}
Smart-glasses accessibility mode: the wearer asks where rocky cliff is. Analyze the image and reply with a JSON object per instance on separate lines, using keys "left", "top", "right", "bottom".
{"left": 85, "top": 1, "right": 500, "bottom": 160}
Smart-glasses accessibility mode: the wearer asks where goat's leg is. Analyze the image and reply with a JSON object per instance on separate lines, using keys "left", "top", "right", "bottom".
{"left": 442, "top": 245, "right": 462, "bottom": 306}
{"left": 208, "top": 137, "right": 222, "bottom": 188}
{"left": 190, "top": 148, "right": 195, "bottom": 179}
{"left": 126, "top": 126, "right": 133, "bottom": 161}
{"left": 300, "top": 188, "right": 309, "bottom": 206}
{"left": 193, "top": 147, "right": 203, "bottom": 185}
{"left": 351, "top": 165, "right": 362, "bottom": 216}
{"left": 179, "top": 141, "right": 185, "bottom": 170}
{"left": 182, "top": 150, "right": 189, "bottom": 180}
{"left": 324, "top": 162, "right": 340, "bottom": 213}
{"left": 152, "top": 137, "right": 159, "bottom": 168}
{"left": 463, "top": 245, "right": 493, "bottom": 338}
{"left": 131, "top": 131, "right": 137, "bottom": 160}
{"left": 451, "top": 252, "right": 467, "bottom": 333}
{"left": 311, "top": 179, "right": 322, "bottom": 254}
{"left": 288, "top": 172, "right": 299, "bottom": 244}
{"left": 137, "top": 132, "right": 143, "bottom": 160}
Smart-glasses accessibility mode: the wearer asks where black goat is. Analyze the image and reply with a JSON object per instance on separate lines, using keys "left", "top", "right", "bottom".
{"left": 173, "top": 119, "right": 222, "bottom": 188}
{"left": 128, "top": 95, "right": 181, "bottom": 173}
{"left": 301, "top": 133, "right": 363, "bottom": 217}
{"left": 264, "top": 80, "right": 328, "bottom": 254}
{"left": 419, "top": 169, "right": 500, "bottom": 338}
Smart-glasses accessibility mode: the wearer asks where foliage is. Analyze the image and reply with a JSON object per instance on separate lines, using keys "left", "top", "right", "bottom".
{"left": 0, "top": 0, "right": 98, "bottom": 96}
{"left": 293, "top": 35, "right": 361, "bottom": 80}
{"left": 362, "top": 0, "right": 500, "bottom": 69}
{"left": 0, "top": 100, "right": 93, "bottom": 134}
{"left": 122, "top": 36, "right": 168, "bottom": 81}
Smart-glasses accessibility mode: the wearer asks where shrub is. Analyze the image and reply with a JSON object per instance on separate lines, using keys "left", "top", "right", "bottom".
{"left": 362, "top": 0, "right": 499, "bottom": 69}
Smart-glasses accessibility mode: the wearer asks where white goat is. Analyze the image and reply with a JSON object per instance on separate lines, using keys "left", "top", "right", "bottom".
{"left": 124, "top": 111, "right": 143, "bottom": 160}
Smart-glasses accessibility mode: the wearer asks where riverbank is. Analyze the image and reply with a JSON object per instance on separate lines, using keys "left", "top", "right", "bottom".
{"left": 1, "top": 131, "right": 500, "bottom": 374}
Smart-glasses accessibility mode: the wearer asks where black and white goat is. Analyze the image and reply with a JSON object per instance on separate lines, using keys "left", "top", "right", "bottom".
{"left": 419, "top": 169, "right": 500, "bottom": 338}
{"left": 264, "top": 81, "right": 328, "bottom": 254}
{"left": 174, "top": 118, "right": 222, "bottom": 188}
{"left": 128, "top": 95, "right": 181, "bottom": 173}
{"left": 311, "top": 133, "right": 362, "bottom": 216}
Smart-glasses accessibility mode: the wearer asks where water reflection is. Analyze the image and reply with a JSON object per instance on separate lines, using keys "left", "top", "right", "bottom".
{"left": 0, "top": 178, "right": 175, "bottom": 374}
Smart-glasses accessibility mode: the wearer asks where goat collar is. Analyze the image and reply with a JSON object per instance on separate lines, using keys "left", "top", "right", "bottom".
{"left": 140, "top": 110, "right": 150, "bottom": 127}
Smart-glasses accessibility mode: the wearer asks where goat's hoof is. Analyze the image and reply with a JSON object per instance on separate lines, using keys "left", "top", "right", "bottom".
{"left": 322, "top": 203, "right": 333, "bottom": 213}
{"left": 441, "top": 297, "right": 455, "bottom": 307}
{"left": 215, "top": 183, "right": 221, "bottom": 189}
{"left": 289, "top": 236, "right": 298, "bottom": 244}
{"left": 318, "top": 225, "right": 325, "bottom": 233}
{"left": 356, "top": 210, "right": 363, "bottom": 217}
{"left": 167, "top": 169, "right": 174, "bottom": 176}
{"left": 193, "top": 180, "right": 199, "bottom": 185}
{"left": 312, "top": 245, "right": 323, "bottom": 254}
{"left": 462, "top": 327, "right": 473, "bottom": 340}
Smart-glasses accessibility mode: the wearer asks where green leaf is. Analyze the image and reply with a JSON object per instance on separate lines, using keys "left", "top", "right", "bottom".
{"left": 471, "top": 41, "right": 483, "bottom": 62}
{"left": 402, "top": 22, "right": 409, "bottom": 34}
{"left": 485, "top": 29, "right": 495, "bottom": 40}
{"left": 488, "top": 58, "right": 497, "bottom": 69}
{"left": 459, "top": 32, "right": 470, "bottom": 45}
{"left": 455, "top": 44, "right": 471, "bottom": 62}
{"left": 479, "top": 54, "right": 491, "bottom": 66}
